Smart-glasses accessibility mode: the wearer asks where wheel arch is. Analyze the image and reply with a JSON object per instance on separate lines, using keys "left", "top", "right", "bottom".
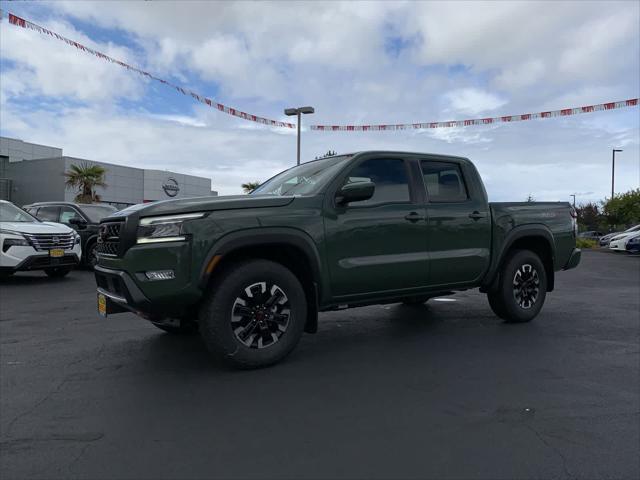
{"left": 83, "top": 234, "right": 99, "bottom": 261}
{"left": 199, "top": 228, "right": 324, "bottom": 334}
{"left": 483, "top": 225, "right": 556, "bottom": 293}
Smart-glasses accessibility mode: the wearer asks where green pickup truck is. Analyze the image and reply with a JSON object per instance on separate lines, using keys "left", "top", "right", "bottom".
{"left": 95, "top": 151, "right": 581, "bottom": 368}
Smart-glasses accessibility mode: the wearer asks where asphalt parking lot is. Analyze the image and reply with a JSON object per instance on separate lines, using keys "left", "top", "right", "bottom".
{"left": 1, "top": 250, "right": 638, "bottom": 479}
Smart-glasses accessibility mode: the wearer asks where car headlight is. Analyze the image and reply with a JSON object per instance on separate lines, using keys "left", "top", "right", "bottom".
{"left": 74, "top": 232, "right": 81, "bottom": 244}
{"left": 136, "top": 212, "right": 206, "bottom": 244}
{"left": 2, "top": 238, "right": 30, "bottom": 252}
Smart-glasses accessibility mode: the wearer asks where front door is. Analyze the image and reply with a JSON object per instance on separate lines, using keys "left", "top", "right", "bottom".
{"left": 420, "top": 160, "right": 491, "bottom": 287}
{"left": 324, "top": 157, "right": 429, "bottom": 298}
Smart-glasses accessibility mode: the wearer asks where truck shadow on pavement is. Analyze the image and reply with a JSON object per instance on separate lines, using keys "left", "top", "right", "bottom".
{"left": 132, "top": 301, "right": 493, "bottom": 375}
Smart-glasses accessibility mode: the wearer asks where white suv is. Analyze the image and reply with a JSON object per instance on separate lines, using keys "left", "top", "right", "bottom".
{"left": 0, "top": 200, "right": 81, "bottom": 278}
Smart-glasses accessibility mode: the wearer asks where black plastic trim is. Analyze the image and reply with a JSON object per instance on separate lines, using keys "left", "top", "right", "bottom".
{"left": 481, "top": 225, "right": 556, "bottom": 291}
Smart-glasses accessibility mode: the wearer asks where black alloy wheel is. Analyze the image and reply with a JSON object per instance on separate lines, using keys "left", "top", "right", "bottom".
{"left": 512, "top": 263, "right": 540, "bottom": 309}
{"left": 231, "top": 282, "right": 291, "bottom": 349}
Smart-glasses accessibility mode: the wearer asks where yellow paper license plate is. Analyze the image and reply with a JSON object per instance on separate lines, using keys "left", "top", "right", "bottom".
{"left": 49, "top": 249, "right": 64, "bottom": 258}
{"left": 97, "top": 293, "right": 107, "bottom": 317}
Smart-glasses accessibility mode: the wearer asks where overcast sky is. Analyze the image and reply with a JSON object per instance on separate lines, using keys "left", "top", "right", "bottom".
{"left": 0, "top": 0, "right": 638, "bottom": 201}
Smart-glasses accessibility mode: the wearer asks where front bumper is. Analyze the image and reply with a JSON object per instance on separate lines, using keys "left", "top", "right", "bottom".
{"left": 0, "top": 252, "right": 80, "bottom": 272}
{"left": 94, "top": 265, "right": 153, "bottom": 317}
{"left": 609, "top": 239, "right": 627, "bottom": 251}
{"left": 563, "top": 248, "right": 581, "bottom": 270}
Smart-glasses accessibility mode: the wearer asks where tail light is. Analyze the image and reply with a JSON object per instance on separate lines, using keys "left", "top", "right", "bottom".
{"left": 570, "top": 207, "right": 578, "bottom": 236}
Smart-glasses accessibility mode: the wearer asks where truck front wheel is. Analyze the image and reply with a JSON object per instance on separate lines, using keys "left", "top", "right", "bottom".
{"left": 199, "top": 259, "right": 307, "bottom": 368}
{"left": 487, "top": 249, "right": 547, "bottom": 323}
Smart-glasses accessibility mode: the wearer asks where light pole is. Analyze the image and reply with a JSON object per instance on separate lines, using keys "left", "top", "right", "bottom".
{"left": 570, "top": 194, "right": 576, "bottom": 208}
{"left": 611, "top": 149, "right": 623, "bottom": 199}
{"left": 284, "top": 106, "right": 314, "bottom": 165}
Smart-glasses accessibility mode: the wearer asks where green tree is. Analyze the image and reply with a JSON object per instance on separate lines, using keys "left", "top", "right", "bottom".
{"left": 315, "top": 150, "right": 337, "bottom": 159}
{"left": 575, "top": 202, "right": 602, "bottom": 231}
{"left": 602, "top": 189, "right": 640, "bottom": 227}
{"left": 64, "top": 162, "right": 106, "bottom": 203}
{"left": 525, "top": 194, "right": 535, "bottom": 202}
{"left": 241, "top": 181, "right": 261, "bottom": 193}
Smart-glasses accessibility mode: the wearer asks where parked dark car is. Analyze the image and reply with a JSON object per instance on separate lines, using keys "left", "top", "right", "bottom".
{"left": 24, "top": 202, "right": 118, "bottom": 268}
{"left": 578, "top": 231, "right": 603, "bottom": 241}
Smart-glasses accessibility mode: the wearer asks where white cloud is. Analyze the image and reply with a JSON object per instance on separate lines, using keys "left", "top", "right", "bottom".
{"left": 445, "top": 88, "right": 507, "bottom": 116}
{"left": 494, "top": 59, "right": 546, "bottom": 91}
{"left": 0, "top": 17, "right": 142, "bottom": 102}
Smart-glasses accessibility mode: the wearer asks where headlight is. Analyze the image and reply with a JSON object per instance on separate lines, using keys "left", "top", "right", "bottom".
{"left": 2, "top": 237, "right": 30, "bottom": 252}
{"left": 136, "top": 212, "right": 206, "bottom": 244}
{"left": 74, "top": 232, "right": 81, "bottom": 244}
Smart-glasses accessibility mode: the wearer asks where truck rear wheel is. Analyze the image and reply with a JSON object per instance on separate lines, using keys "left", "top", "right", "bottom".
{"left": 199, "top": 259, "right": 307, "bottom": 368}
{"left": 487, "top": 249, "right": 547, "bottom": 323}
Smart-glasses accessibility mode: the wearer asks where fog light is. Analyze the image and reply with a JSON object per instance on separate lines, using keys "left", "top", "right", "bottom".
{"left": 145, "top": 270, "right": 175, "bottom": 281}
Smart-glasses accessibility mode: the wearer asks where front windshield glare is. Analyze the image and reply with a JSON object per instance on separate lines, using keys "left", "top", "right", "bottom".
{"left": 251, "top": 156, "right": 351, "bottom": 196}
{"left": 0, "top": 203, "right": 37, "bottom": 223}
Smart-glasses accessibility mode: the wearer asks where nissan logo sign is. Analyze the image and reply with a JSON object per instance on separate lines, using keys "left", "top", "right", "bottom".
{"left": 162, "top": 177, "right": 180, "bottom": 197}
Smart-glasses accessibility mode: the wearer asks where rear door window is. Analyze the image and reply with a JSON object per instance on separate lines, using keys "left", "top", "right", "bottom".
{"left": 421, "top": 161, "right": 469, "bottom": 203}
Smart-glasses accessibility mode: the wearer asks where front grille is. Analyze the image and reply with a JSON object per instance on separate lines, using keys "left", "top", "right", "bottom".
{"left": 23, "top": 232, "right": 75, "bottom": 251}
{"left": 96, "top": 221, "right": 123, "bottom": 257}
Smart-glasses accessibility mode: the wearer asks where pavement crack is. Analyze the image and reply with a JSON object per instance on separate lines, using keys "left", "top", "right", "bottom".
{"left": 525, "top": 423, "right": 575, "bottom": 479}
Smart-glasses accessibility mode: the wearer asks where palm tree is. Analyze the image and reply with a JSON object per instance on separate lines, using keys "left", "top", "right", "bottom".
{"left": 241, "top": 181, "right": 261, "bottom": 193}
{"left": 64, "top": 162, "right": 107, "bottom": 203}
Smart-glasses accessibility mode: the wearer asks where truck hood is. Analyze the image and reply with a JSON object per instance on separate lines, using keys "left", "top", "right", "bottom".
{"left": 110, "top": 195, "right": 295, "bottom": 218}
{"left": 0, "top": 221, "right": 74, "bottom": 234}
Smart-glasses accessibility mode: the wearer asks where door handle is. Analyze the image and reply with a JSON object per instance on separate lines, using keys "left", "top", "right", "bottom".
{"left": 468, "top": 211, "right": 485, "bottom": 220}
{"left": 405, "top": 212, "right": 425, "bottom": 223}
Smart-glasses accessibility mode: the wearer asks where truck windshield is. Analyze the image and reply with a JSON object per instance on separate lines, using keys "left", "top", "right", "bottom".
{"left": 0, "top": 202, "right": 38, "bottom": 223}
{"left": 251, "top": 155, "right": 351, "bottom": 196}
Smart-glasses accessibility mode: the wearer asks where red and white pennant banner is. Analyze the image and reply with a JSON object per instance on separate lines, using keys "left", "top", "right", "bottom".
{"left": 1, "top": 10, "right": 295, "bottom": 128}
{"left": 2, "top": 10, "right": 638, "bottom": 132}
{"left": 311, "top": 99, "right": 639, "bottom": 131}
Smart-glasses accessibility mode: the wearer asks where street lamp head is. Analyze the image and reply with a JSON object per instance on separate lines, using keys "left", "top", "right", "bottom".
{"left": 284, "top": 106, "right": 315, "bottom": 116}
{"left": 613, "top": 149, "right": 623, "bottom": 152}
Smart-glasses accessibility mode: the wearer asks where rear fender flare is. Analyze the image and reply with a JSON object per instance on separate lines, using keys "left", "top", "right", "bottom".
{"left": 482, "top": 225, "right": 556, "bottom": 292}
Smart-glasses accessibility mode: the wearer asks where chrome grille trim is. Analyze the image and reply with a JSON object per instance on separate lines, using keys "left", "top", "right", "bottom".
{"left": 96, "top": 221, "right": 123, "bottom": 257}
{"left": 23, "top": 232, "right": 75, "bottom": 251}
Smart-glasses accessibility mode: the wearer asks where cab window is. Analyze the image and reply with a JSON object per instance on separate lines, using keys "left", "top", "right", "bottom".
{"left": 421, "top": 161, "right": 468, "bottom": 203}
{"left": 343, "top": 158, "right": 410, "bottom": 206}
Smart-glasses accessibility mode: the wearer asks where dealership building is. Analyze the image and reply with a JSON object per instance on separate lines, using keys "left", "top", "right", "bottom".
{"left": 0, "top": 137, "right": 217, "bottom": 208}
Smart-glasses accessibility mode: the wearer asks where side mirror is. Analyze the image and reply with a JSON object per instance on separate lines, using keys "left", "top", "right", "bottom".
{"left": 336, "top": 181, "right": 375, "bottom": 205}
{"left": 69, "top": 217, "right": 87, "bottom": 228}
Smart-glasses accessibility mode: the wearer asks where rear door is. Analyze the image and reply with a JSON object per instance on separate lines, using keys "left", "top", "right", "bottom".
{"left": 421, "top": 160, "right": 491, "bottom": 287}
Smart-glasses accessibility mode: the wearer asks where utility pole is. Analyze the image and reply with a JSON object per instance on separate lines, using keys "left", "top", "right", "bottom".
{"left": 284, "top": 106, "right": 315, "bottom": 165}
{"left": 570, "top": 194, "right": 576, "bottom": 208}
{"left": 611, "top": 149, "right": 623, "bottom": 199}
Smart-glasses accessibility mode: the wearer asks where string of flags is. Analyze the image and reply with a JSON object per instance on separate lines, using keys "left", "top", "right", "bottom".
{"left": 2, "top": 9, "right": 638, "bottom": 132}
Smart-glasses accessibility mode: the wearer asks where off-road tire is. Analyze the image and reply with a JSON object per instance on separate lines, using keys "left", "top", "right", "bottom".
{"left": 487, "top": 249, "right": 547, "bottom": 323}
{"left": 199, "top": 259, "right": 307, "bottom": 369}
{"left": 45, "top": 267, "right": 72, "bottom": 278}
